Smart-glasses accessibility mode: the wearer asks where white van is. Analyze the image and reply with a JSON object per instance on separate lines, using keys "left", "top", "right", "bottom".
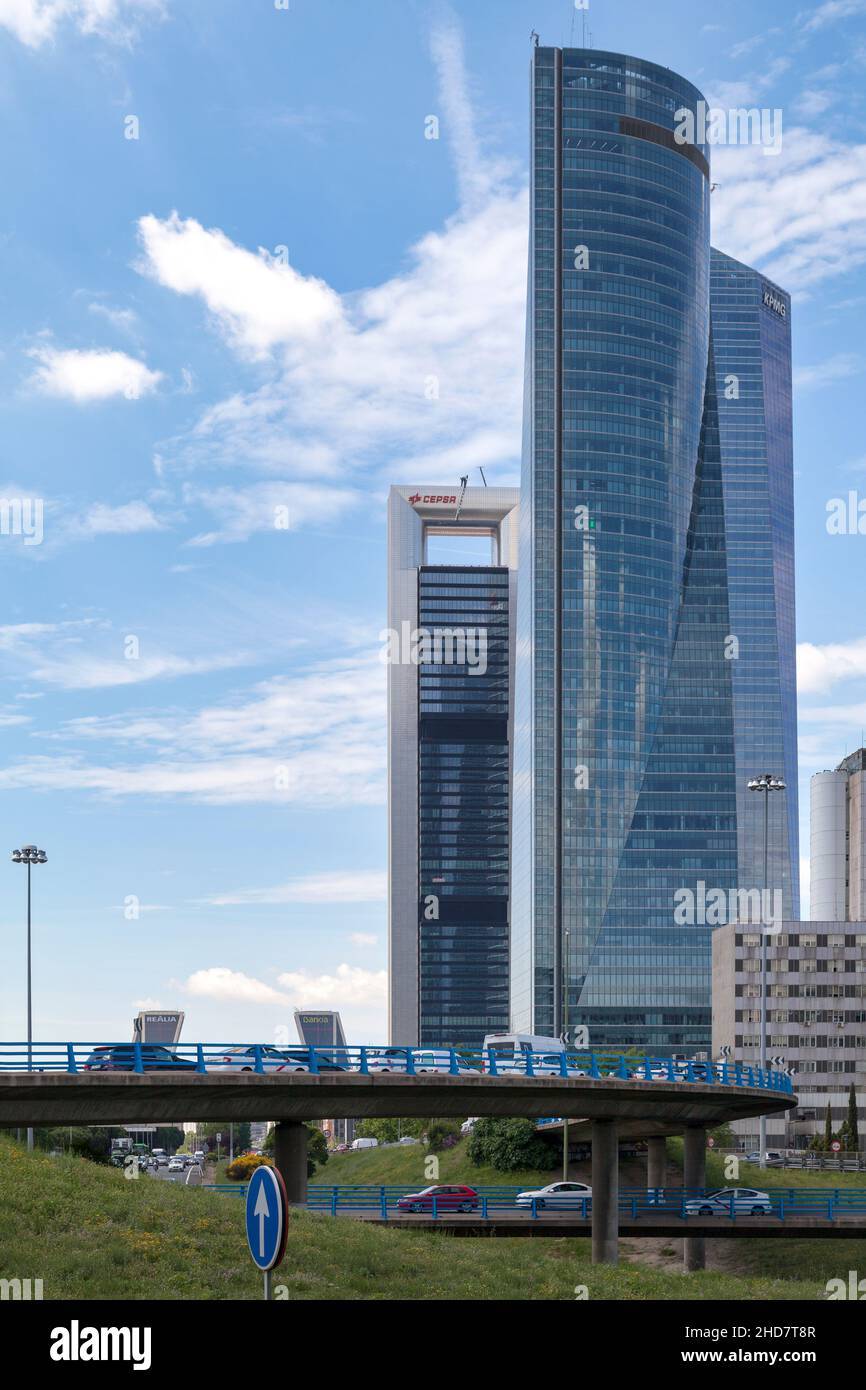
{"left": 481, "top": 1033, "right": 588, "bottom": 1077}
{"left": 351, "top": 1136, "right": 378, "bottom": 1150}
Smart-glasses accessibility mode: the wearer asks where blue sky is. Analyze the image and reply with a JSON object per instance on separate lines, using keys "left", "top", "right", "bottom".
{"left": 0, "top": 0, "right": 865, "bottom": 1046}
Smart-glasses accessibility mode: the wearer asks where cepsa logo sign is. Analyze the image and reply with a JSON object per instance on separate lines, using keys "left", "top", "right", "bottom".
{"left": 409, "top": 493, "right": 457, "bottom": 505}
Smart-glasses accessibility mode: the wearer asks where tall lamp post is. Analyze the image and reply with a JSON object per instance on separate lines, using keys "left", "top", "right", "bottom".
{"left": 12, "top": 844, "right": 47, "bottom": 1152}
{"left": 562, "top": 927, "right": 569, "bottom": 1180}
{"left": 747, "top": 775, "right": 785, "bottom": 1171}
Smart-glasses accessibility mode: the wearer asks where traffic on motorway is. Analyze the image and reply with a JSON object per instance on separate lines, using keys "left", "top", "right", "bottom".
{"left": 0, "top": 1033, "right": 794, "bottom": 1093}
{"left": 304, "top": 1182, "right": 866, "bottom": 1222}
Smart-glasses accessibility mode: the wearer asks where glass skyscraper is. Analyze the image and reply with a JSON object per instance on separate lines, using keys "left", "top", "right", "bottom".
{"left": 388, "top": 487, "right": 519, "bottom": 1048}
{"left": 512, "top": 47, "right": 798, "bottom": 1051}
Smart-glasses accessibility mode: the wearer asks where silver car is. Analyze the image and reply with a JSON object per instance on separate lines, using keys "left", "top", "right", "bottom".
{"left": 516, "top": 1181, "right": 593, "bottom": 1210}
{"left": 683, "top": 1187, "right": 773, "bottom": 1216}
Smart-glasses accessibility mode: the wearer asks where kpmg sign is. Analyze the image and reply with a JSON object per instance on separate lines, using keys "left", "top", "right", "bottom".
{"left": 762, "top": 286, "right": 787, "bottom": 318}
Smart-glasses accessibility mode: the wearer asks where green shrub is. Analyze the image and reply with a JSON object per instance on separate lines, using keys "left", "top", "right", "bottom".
{"left": 467, "top": 1118, "right": 558, "bottom": 1173}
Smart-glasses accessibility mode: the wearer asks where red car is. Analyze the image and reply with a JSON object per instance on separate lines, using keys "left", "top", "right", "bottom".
{"left": 397, "top": 1184, "right": 479, "bottom": 1213}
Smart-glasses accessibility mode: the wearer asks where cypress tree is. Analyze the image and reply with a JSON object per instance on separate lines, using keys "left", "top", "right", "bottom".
{"left": 846, "top": 1084, "right": 859, "bottom": 1153}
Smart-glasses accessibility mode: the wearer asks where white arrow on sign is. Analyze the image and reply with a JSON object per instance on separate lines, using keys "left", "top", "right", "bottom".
{"left": 254, "top": 1179, "right": 271, "bottom": 1258}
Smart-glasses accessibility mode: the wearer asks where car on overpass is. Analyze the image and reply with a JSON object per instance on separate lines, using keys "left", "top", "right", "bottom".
{"left": 683, "top": 1187, "right": 773, "bottom": 1216}
{"left": 363, "top": 1048, "right": 478, "bottom": 1075}
{"left": 397, "top": 1185, "right": 479, "bottom": 1213}
{"left": 482, "top": 1052, "right": 587, "bottom": 1079}
{"left": 515, "top": 1180, "right": 593, "bottom": 1210}
{"left": 82, "top": 1045, "right": 197, "bottom": 1072}
{"left": 208, "top": 1046, "right": 349, "bottom": 1074}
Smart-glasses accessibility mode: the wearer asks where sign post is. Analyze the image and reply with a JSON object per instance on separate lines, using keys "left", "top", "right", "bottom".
{"left": 245, "top": 1165, "right": 288, "bottom": 1300}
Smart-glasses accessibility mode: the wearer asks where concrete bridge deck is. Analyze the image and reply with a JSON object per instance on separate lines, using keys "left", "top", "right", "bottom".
{"left": 0, "top": 1069, "right": 795, "bottom": 1130}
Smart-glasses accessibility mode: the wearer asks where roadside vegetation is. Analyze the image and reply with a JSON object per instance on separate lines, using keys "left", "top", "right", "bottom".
{"left": 0, "top": 1135, "right": 841, "bottom": 1301}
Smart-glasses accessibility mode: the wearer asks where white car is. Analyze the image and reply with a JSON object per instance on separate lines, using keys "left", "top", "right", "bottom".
{"left": 413, "top": 1050, "right": 479, "bottom": 1075}
{"left": 516, "top": 1181, "right": 593, "bottom": 1210}
{"left": 484, "top": 1052, "right": 586, "bottom": 1079}
{"left": 683, "top": 1187, "right": 773, "bottom": 1216}
{"left": 167, "top": 1158, "right": 183, "bottom": 1172}
{"left": 364, "top": 1048, "right": 478, "bottom": 1075}
{"left": 208, "top": 1045, "right": 303, "bottom": 1073}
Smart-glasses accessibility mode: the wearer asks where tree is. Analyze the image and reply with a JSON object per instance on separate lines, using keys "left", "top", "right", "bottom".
{"left": 843, "top": 1084, "right": 860, "bottom": 1153}
{"left": 467, "top": 1118, "right": 558, "bottom": 1173}
{"left": 306, "top": 1125, "right": 328, "bottom": 1176}
{"left": 354, "top": 1118, "right": 427, "bottom": 1145}
{"left": 824, "top": 1101, "right": 834, "bottom": 1151}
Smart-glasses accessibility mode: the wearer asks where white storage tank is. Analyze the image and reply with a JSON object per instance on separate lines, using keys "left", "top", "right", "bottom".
{"left": 810, "top": 770, "right": 847, "bottom": 920}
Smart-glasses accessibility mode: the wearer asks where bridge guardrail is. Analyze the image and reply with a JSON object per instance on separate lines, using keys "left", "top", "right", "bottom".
{"left": 200, "top": 1180, "right": 866, "bottom": 1221}
{"left": 302, "top": 1185, "right": 866, "bottom": 1223}
{"left": 0, "top": 1042, "right": 794, "bottom": 1094}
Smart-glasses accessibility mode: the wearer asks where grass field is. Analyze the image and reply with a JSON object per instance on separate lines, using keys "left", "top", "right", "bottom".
{"left": 2, "top": 1135, "right": 861, "bottom": 1300}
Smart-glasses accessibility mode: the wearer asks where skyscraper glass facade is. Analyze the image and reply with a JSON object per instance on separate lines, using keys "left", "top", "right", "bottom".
{"left": 512, "top": 48, "right": 798, "bottom": 1051}
{"left": 417, "top": 566, "right": 511, "bottom": 1048}
{"left": 711, "top": 249, "right": 799, "bottom": 919}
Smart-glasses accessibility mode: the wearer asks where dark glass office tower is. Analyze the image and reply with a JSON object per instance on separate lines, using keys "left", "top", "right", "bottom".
{"left": 387, "top": 488, "right": 519, "bottom": 1048}
{"left": 417, "top": 567, "right": 511, "bottom": 1047}
{"left": 512, "top": 48, "right": 798, "bottom": 1050}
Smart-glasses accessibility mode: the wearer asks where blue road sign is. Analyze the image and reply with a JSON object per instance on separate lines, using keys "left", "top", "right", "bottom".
{"left": 245, "top": 1165, "right": 288, "bottom": 1272}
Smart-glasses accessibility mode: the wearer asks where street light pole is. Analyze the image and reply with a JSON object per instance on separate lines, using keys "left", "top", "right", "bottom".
{"left": 747, "top": 775, "right": 785, "bottom": 1172}
{"left": 562, "top": 927, "right": 569, "bottom": 1180}
{"left": 12, "top": 845, "right": 47, "bottom": 1153}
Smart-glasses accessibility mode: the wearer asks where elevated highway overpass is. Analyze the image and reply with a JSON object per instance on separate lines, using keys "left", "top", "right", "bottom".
{"left": 0, "top": 1042, "right": 796, "bottom": 1268}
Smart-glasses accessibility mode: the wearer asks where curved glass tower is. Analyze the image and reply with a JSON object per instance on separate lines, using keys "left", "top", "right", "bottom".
{"left": 512, "top": 47, "right": 798, "bottom": 1050}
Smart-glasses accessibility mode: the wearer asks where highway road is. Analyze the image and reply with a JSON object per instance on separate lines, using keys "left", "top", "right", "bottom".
{"left": 324, "top": 1208, "right": 866, "bottom": 1239}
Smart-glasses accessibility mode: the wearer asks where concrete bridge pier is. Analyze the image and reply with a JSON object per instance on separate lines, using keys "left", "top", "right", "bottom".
{"left": 646, "top": 1135, "right": 667, "bottom": 1192}
{"left": 272, "top": 1120, "right": 308, "bottom": 1204}
{"left": 591, "top": 1117, "right": 619, "bottom": 1265}
{"left": 683, "top": 1124, "right": 706, "bottom": 1272}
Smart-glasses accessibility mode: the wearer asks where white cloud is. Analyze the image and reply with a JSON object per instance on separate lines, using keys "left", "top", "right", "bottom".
{"left": 0, "top": 0, "right": 165, "bottom": 48}
{"left": 796, "top": 89, "right": 836, "bottom": 118}
{"left": 181, "top": 967, "right": 288, "bottom": 1006}
{"left": 798, "top": 0, "right": 866, "bottom": 32}
{"left": 797, "top": 636, "right": 866, "bottom": 693}
{"left": 793, "top": 354, "right": 863, "bottom": 390}
{"left": 28, "top": 346, "right": 163, "bottom": 401}
{"left": 204, "top": 870, "right": 386, "bottom": 907}
{"left": 183, "top": 481, "right": 359, "bottom": 546}
{"left": 350, "top": 932, "right": 378, "bottom": 947}
{"left": 75, "top": 501, "right": 163, "bottom": 536}
{"left": 0, "top": 655, "right": 386, "bottom": 805}
{"left": 711, "top": 131, "right": 866, "bottom": 294}
{"left": 88, "top": 302, "right": 139, "bottom": 334}
{"left": 275, "top": 963, "right": 386, "bottom": 1009}
{"left": 137, "top": 18, "right": 525, "bottom": 490}
{"left": 137, "top": 212, "right": 343, "bottom": 360}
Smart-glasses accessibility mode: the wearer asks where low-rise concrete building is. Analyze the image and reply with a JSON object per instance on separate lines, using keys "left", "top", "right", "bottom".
{"left": 712, "top": 921, "right": 866, "bottom": 1149}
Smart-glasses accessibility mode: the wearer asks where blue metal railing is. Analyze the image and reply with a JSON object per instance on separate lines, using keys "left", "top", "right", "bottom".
{"left": 198, "top": 1179, "right": 866, "bottom": 1222}
{"left": 300, "top": 1184, "right": 866, "bottom": 1223}
{"left": 0, "top": 1042, "right": 794, "bottom": 1093}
